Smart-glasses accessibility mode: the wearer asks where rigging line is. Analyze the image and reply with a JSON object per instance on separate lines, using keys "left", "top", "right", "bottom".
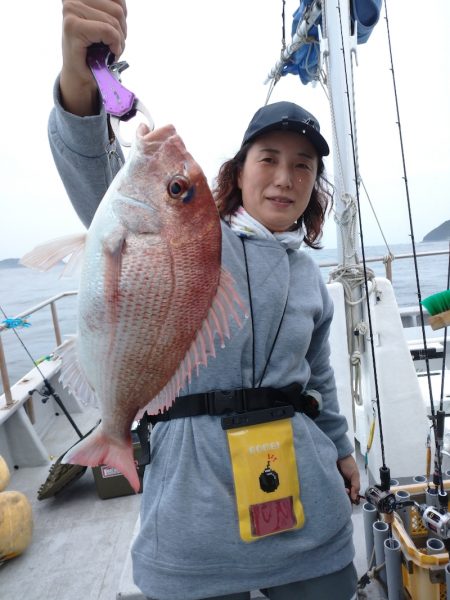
{"left": 281, "top": 0, "right": 287, "bottom": 52}
{"left": 383, "top": 2, "right": 437, "bottom": 424}
{"left": 265, "top": 78, "right": 276, "bottom": 106}
{"left": 265, "top": 0, "right": 287, "bottom": 105}
{"left": 335, "top": 1, "right": 387, "bottom": 468}
{"left": 360, "top": 178, "right": 393, "bottom": 257}
{"left": 439, "top": 240, "right": 450, "bottom": 412}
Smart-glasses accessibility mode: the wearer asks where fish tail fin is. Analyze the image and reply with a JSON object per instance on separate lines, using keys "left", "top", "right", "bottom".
{"left": 20, "top": 233, "right": 87, "bottom": 275}
{"left": 62, "top": 425, "right": 140, "bottom": 493}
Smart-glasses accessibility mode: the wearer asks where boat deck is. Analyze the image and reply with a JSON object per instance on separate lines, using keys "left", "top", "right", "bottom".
{"left": 1, "top": 408, "right": 141, "bottom": 600}
{"left": 0, "top": 396, "right": 390, "bottom": 600}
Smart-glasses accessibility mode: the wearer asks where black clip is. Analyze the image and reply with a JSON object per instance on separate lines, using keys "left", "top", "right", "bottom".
{"left": 135, "top": 413, "right": 151, "bottom": 466}
{"left": 221, "top": 405, "right": 294, "bottom": 430}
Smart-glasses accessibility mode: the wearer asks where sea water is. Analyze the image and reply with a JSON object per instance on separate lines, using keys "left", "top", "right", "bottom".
{"left": 0, "top": 240, "right": 449, "bottom": 394}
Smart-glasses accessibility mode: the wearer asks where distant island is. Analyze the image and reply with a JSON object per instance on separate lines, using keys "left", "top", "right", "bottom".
{"left": 0, "top": 258, "right": 24, "bottom": 269}
{"left": 423, "top": 220, "right": 450, "bottom": 242}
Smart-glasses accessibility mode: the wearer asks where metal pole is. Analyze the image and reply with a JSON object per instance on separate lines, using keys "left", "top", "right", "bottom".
{"left": 323, "top": 0, "right": 359, "bottom": 268}
{"left": 50, "top": 302, "right": 63, "bottom": 347}
{"left": 0, "top": 335, "right": 13, "bottom": 407}
{"left": 383, "top": 254, "right": 393, "bottom": 282}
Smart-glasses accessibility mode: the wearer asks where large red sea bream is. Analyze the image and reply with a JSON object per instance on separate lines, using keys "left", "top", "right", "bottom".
{"left": 22, "top": 123, "right": 243, "bottom": 492}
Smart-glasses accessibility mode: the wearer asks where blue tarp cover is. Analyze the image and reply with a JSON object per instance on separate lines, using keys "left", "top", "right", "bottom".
{"left": 282, "top": 0, "right": 382, "bottom": 85}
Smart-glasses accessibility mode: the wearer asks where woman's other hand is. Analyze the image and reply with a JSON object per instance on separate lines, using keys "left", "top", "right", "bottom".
{"left": 337, "top": 454, "right": 361, "bottom": 504}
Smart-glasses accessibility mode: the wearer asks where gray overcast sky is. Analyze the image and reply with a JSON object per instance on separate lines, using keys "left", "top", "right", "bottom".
{"left": 0, "top": 1, "right": 449, "bottom": 260}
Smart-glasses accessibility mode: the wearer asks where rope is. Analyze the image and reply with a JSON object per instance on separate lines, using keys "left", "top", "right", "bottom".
{"left": 328, "top": 264, "right": 377, "bottom": 307}
{"left": 333, "top": 193, "right": 359, "bottom": 264}
{"left": 265, "top": 0, "right": 323, "bottom": 87}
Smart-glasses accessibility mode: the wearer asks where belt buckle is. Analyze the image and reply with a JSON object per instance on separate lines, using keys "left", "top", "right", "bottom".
{"left": 206, "top": 390, "right": 246, "bottom": 416}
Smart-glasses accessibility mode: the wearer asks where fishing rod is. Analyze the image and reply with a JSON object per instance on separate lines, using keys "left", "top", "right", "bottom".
{"left": 383, "top": 0, "right": 447, "bottom": 502}
{"left": 439, "top": 244, "right": 450, "bottom": 413}
{"left": 334, "top": 0, "right": 391, "bottom": 501}
{"left": 332, "top": 0, "right": 450, "bottom": 551}
{"left": 357, "top": 3, "right": 450, "bottom": 557}
{"left": 0, "top": 303, "right": 83, "bottom": 439}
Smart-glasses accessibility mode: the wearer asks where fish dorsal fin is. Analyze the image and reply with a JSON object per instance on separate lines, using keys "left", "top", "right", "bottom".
{"left": 20, "top": 233, "right": 87, "bottom": 275}
{"left": 55, "top": 336, "right": 98, "bottom": 407}
{"left": 142, "top": 268, "right": 247, "bottom": 417}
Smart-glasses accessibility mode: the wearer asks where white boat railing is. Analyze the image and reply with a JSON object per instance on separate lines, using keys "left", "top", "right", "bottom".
{"left": 320, "top": 249, "right": 450, "bottom": 282}
{"left": 0, "top": 291, "right": 77, "bottom": 408}
{"left": 0, "top": 247, "right": 449, "bottom": 409}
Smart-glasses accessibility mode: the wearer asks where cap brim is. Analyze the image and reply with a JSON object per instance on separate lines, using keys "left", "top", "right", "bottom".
{"left": 243, "top": 122, "right": 330, "bottom": 156}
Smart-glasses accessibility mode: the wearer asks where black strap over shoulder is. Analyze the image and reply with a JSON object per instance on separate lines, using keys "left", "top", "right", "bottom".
{"left": 148, "top": 382, "right": 321, "bottom": 425}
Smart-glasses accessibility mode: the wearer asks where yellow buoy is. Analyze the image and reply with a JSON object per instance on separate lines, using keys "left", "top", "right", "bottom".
{"left": 0, "top": 491, "right": 33, "bottom": 561}
{"left": 0, "top": 455, "right": 10, "bottom": 492}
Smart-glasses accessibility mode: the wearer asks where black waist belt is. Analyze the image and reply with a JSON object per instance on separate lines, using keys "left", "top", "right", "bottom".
{"left": 148, "top": 383, "right": 320, "bottom": 424}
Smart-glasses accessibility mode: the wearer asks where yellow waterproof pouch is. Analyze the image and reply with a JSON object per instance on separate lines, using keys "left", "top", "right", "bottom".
{"left": 224, "top": 407, "right": 305, "bottom": 542}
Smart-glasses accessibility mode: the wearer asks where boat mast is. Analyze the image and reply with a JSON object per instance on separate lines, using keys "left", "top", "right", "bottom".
{"left": 322, "top": 0, "right": 360, "bottom": 267}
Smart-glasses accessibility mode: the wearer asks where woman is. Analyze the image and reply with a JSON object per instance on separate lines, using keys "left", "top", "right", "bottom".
{"left": 51, "top": 2, "right": 360, "bottom": 599}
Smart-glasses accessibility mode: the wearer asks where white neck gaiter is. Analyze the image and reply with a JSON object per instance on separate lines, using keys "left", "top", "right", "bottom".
{"left": 227, "top": 206, "right": 304, "bottom": 251}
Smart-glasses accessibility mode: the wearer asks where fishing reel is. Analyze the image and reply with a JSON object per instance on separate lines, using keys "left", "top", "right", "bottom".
{"left": 29, "top": 381, "right": 53, "bottom": 404}
{"left": 365, "top": 485, "right": 397, "bottom": 514}
{"left": 419, "top": 505, "right": 450, "bottom": 539}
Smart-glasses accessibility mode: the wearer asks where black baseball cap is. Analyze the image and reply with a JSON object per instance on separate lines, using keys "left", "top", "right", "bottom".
{"left": 241, "top": 101, "right": 329, "bottom": 156}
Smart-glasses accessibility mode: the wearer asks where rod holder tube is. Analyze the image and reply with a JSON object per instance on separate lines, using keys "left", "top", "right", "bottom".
{"left": 363, "top": 502, "right": 378, "bottom": 567}
{"left": 413, "top": 475, "right": 427, "bottom": 483}
{"left": 427, "top": 538, "right": 445, "bottom": 555}
{"left": 446, "top": 563, "right": 450, "bottom": 600}
{"left": 384, "top": 537, "right": 402, "bottom": 600}
{"left": 373, "top": 520, "right": 389, "bottom": 585}
{"left": 395, "top": 490, "right": 411, "bottom": 534}
{"left": 426, "top": 487, "right": 440, "bottom": 508}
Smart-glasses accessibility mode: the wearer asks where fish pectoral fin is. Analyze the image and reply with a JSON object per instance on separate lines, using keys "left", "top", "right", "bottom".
{"left": 20, "top": 233, "right": 87, "bottom": 274}
{"left": 146, "top": 268, "right": 248, "bottom": 415}
{"left": 101, "top": 231, "right": 126, "bottom": 321}
{"left": 55, "top": 336, "right": 98, "bottom": 407}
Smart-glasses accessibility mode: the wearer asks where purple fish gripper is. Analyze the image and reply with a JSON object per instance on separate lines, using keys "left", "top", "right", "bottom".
{"left": 86, "top": 44, "right": 137, "bottom": 121}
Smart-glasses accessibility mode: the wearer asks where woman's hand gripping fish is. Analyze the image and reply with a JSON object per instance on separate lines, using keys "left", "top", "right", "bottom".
{"left": 21, "top": 123, "right": 245, "bottom": 492}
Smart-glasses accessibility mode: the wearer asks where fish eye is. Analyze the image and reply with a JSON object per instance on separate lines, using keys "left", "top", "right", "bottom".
{"left": 167, "top": 175, "right": 192, "bottom": 202}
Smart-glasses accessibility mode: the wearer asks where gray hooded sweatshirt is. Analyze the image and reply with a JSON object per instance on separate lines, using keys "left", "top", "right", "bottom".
{"left": 48, "top": 81, "right": 355, "bottom": 599}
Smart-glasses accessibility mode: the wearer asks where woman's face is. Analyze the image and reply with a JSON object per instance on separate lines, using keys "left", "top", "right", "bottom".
{"left": 238, "top": 130, "right": 319, "bottom": 232}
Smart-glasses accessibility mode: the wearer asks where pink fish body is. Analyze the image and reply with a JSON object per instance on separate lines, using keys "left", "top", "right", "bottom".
{"left": 22, "top": 123, "right": 242, "bottom": 492}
